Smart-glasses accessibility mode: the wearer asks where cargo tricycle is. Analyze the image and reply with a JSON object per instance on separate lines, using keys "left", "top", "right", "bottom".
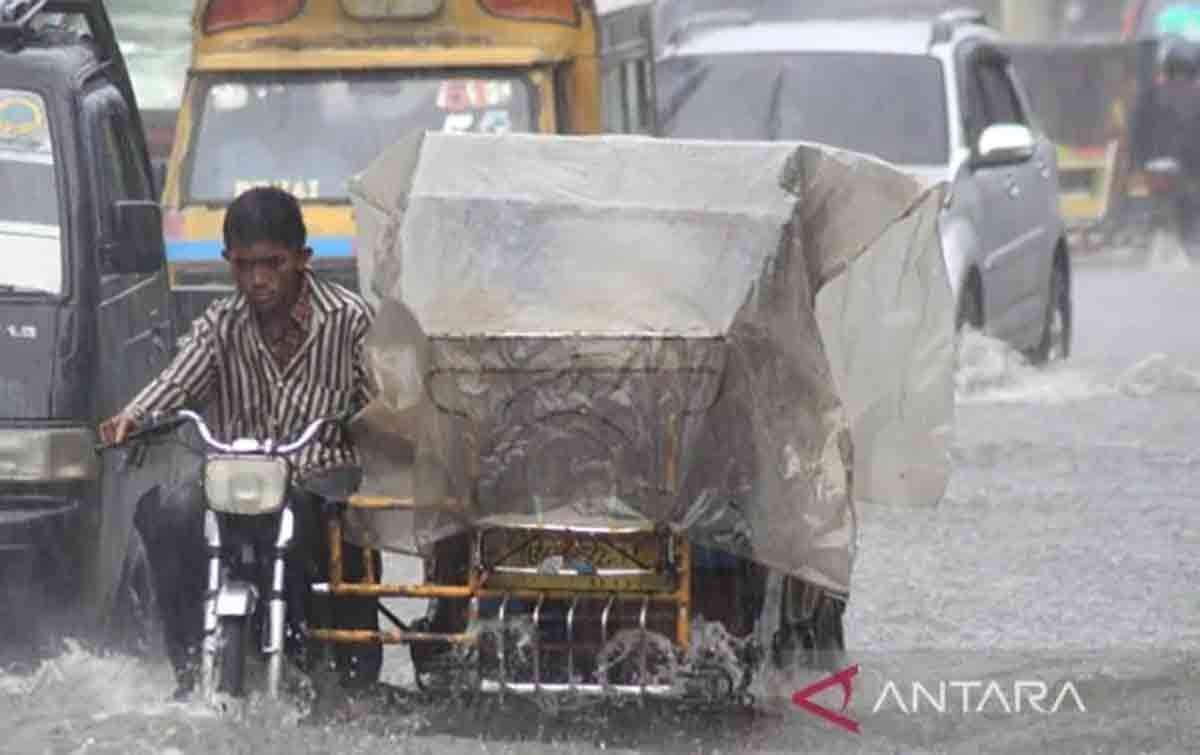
{"left": 310, "top": 132, "right": 957, "bottom": 704}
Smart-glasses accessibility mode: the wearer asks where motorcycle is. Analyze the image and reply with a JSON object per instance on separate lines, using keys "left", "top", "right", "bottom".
{"left": 105, "top": 409, "right": 352, "bottom": 704}
{"left": 1140, "top": 36, "right": 1200, "bottom": 261}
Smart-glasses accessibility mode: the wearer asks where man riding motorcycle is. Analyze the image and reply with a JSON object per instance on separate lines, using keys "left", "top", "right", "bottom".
{"left": 98, "top": 186, "right": 381, "bottom": 699}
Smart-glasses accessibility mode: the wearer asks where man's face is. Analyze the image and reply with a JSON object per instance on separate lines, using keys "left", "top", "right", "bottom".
{"left": 224, "top": 241, "right": 310, "bottom": 317}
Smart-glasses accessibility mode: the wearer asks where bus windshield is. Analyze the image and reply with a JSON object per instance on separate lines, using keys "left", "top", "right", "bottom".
{"left": 185, "top": 71, "right": 537, "bottom": 203}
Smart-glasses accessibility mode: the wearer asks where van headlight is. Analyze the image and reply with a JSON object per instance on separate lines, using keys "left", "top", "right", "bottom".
{"left": 204, "top": 456, "right": 289, "bottom": 515}
{"left": 0, "top": 427, "right": 98, "bottom": 481}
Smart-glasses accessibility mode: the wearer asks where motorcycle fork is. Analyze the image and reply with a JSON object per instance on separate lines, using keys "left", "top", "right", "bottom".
{"left": 198, "top": 507, "right": 296, "bottom": 701}
{"left": 200, "top": 509, "right": 222, "bottom": 702}
{"left": 264, "top": 507, "right": 295, "bottom": 698}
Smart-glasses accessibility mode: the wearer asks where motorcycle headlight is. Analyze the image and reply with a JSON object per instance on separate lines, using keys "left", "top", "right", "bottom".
{"left": 203, "top": 456, "right": 289, "bottom": 515}
{"left": 0, "top": 427, "right": 98, "bottom": 481}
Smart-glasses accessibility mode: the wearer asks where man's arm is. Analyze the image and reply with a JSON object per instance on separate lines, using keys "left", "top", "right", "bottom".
{"left": 99, "top": 312, "right": 219, "bottom": 445}
{"left": 125, "top": 312, "right": 219, "bottom": 422}
{"left": 350, "top": 307, "right": 374, "bottom": 412}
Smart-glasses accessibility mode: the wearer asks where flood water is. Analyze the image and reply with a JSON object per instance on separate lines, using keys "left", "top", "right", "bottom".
{"left": 4, "top": 254, "right": 1199, "bottom": 752}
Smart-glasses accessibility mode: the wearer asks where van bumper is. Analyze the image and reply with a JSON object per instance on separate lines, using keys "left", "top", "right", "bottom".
{"left": 0, "top": 490, "right": 86, "bottom": 585}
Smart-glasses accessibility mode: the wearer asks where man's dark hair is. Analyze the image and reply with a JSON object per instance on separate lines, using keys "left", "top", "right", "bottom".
{"left": 223, "top": 186, "right": 307, "bottom": 252}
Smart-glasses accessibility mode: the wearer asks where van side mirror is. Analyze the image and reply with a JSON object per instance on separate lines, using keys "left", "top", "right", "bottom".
{"left": 102, "top": 200, "right": 166, "bottom": 276}
{"left": 974, "top": 123, "right": 1036, "bottom": 168}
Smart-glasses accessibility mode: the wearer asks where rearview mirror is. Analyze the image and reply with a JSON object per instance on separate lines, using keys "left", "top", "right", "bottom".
{"left": 102, "top": 200, "right": 166, "bottom": 276}
{"left": 974, "top": 124, "right": 1036, "bottom": 168}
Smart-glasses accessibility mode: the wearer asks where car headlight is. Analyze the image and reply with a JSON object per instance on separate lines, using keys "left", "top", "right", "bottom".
{"left": 204, "top": 456, "right": 289, "bottom": 515}
{"left": 0, "top": 427, "right": 98, "bottom": 481}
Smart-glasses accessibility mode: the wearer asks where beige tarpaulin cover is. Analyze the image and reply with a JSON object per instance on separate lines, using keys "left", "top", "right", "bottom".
{"left": 346, "top": 132, "right": 955, "bottom": 596}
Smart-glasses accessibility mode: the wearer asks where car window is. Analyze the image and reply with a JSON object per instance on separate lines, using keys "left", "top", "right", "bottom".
{"left": 657, "top": 52, "right": 951, "bottom": 165}
{"left": 0, "top": 89, "right": 64, "bottom": 295}
{"left": 974, "top": 60, "right": 1026, "bottom": 127}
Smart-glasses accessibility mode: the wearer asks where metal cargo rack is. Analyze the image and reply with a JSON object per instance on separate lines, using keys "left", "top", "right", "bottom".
{"left": 308, "top": 494, "right": 712, "bottom": 700}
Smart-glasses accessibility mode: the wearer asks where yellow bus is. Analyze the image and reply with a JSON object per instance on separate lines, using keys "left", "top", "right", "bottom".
{"left": 161, "top": 0, "right": 656, "bottom": 326}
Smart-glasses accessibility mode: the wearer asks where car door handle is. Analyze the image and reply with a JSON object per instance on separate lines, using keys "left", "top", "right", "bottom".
{"left": 1006, "top": 179, "right": 1021, "bottom": 199}
{"left": 1037, "top": 160, "right": 1051, "bottom": 179}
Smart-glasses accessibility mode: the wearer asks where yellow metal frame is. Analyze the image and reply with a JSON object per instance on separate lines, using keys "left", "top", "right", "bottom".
{"left": 309, "top": 495, "right": 693, "bottom": 652}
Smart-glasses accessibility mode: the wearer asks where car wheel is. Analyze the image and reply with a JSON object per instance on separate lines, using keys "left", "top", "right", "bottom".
{"left": 955, "top": 275, "right": 984, "bottom": 333}
{"left": 1031, "top": 255, "right": 1071, "bottom": 365}
{"left": 771, "top": 577, "right": 846, "bottom": 672}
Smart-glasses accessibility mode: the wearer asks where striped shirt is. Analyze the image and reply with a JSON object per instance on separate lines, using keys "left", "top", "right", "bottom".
{"left": 125, "top": 270, "right": 373, "bottom": 478}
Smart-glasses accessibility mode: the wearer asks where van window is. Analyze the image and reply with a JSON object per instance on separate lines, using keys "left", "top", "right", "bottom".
{"left": 0, "top": 90, "right": 63, "bottom": 295}
{"left": 95, "top": 106, "right": 151, "bottom": 228}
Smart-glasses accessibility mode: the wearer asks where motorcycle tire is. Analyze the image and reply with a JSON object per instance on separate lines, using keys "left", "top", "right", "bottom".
{"left": 217, "top": 616, "right": 248, "bottom": 697}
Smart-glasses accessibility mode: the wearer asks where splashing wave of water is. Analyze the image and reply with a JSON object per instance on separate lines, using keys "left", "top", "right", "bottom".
{"left": 954, "top": 330, "right": 1200, "bottom": 406}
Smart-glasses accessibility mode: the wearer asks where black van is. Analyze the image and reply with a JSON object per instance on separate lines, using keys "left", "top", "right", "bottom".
{"left": 0, "top": 0, "right": 172, "bottom": 646}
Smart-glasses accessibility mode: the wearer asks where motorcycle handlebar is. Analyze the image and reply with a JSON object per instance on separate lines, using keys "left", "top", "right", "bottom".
{"left": 97, "top": 407, "right": 355, "bottom": 456}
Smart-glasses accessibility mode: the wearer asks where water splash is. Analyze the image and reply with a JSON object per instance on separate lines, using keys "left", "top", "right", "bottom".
{"left": 954, "top": 330, "right": 1110, "bottom": 406}
{"left": 1115, "top": 353, "right": 1200, "bottom": 397}
{"left": 1145, "top": 228, "right": 1194, "bottom": 273}
{"left": 953, "top": 328, "right": 1200, "bottom": 406}
{"left": 595, "top": 628, "right": 679, "bottom": 688}
{"left": 0, "top": 639, "right": 178, "bottom": 714}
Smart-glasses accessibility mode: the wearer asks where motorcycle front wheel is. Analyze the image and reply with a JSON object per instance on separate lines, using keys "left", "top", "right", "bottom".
{"left": 216, "top": 616, "right": 248, "bottom": 697}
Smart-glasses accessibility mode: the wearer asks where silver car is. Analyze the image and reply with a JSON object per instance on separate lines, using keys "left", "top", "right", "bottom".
{"left": 656, "top": 10, "right": 1072, "bottom": 363}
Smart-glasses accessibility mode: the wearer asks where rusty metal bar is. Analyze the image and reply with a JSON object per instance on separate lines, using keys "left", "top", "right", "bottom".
{"left": 314, "top": 582, "right": 476, "bottom": 599}
{"left": 478, "top": 588, "right": 680, "bottom": 602}
{"left": 664, "top": 413, "right": 679, "bottom": 495}
{"left": 318, "top": 582, "right": 687, "bottom": 601}
{"left": 675, "top": 537, "right": 691, "bottom": 651}
{"left": 364, "top": 547, "right": 377, "bottom": 585}
{"left": 309, "top": 628, "right": 477, "bottom": 646}
{"left": 347, "top": 495, "right": 466, "bottom": 513}
{"left": 328, "top": 514, "right": 344, "bottom": 587}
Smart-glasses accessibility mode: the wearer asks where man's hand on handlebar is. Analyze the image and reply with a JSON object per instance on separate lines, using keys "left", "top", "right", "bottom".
{"left": 99, "top": 412, "right": 140, "bottom": 447}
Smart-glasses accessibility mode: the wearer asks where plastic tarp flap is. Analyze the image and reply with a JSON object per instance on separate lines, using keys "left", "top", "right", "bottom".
{"left": 347, "top": 132, "right": 954, "bottom": 595}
